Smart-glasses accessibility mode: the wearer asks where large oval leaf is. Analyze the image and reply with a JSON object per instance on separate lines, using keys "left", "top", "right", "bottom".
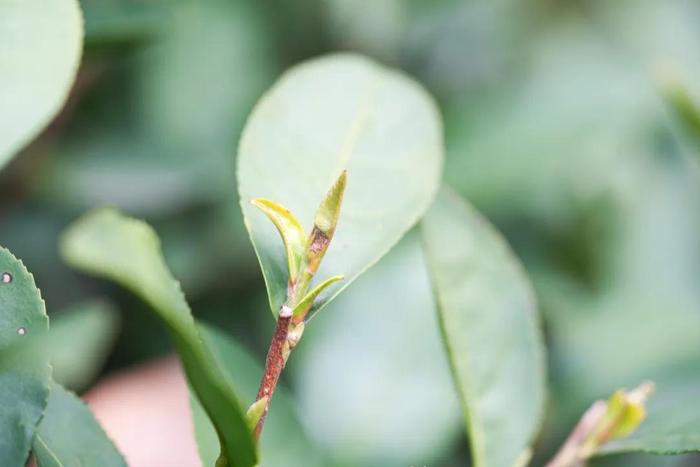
{"left": 32, "top": 382, "right": 126, "bottom": 467}
{"left": 0, "top": 0, "right": 83, "bottom": 166}
{"left": 0, "top": 247, "right": 49, "bottom": 467}
{"left": 238, "top": 53, "right": 443, "bottom": 315}
{"left": 421, "top": 188, "right": 546, "bottom": 467}
{"left": 60, "top": 208, "right": 257, "bottom": 467}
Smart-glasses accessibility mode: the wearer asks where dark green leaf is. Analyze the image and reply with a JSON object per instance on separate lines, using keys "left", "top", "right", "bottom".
{"left": 32, "top": 382, "right": 126, "bottom": 467}
{"left": 421, "top": 188, "right": 546, "bottom": 467}
{"left": 0, "top": 247, "right": 49, "bottom": 467}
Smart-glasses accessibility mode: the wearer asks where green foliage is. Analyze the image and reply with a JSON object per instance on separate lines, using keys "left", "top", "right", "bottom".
{"left": 191, "top": 324, "right": 323, "bottom": 467}
{"left": 421, "top": 188, "right": 546, "bottom": 467}
{"left": 0, "top": 0, "right": 83, "bottom": 166}
{"left": 60, "top": 208, "right": 257, "bottom": 467}
{"left": 32, "top": 382, "right": 127, "bottom": 467}
{"left": 0, "top": 247, "right": 50, "bottom": 467}
{"left": 238, "top": 53, "right": 443, "bottom": 317}
{"left": 601, "top": 379, "right": 700, "bottom": 456}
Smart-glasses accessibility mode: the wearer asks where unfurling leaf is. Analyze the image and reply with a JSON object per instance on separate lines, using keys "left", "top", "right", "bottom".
{"left": 584, "top": 382, "right": 654, "bottom": 453}
{"left": 547, "top": 381, "right": 655, "bottom": 467}
{"left": 292, "top": 275, "right": 344, "bottom": 323}
{"left": 302, "top": 171, "right": 347, "bottom": 282}
{"left": 246, "top": 397, "right": 268, "bottom": 432}
{"left": 251, "top": 198, "right": 308, "bottom": 283}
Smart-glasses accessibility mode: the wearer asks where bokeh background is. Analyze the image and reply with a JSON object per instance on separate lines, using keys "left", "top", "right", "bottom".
{"left": 4, "top": 1, "right": 700, "bottom": 466}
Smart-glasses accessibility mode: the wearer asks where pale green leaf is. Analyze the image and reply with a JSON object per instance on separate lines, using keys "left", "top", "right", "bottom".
{"left": 238, "top": 53, "right": 443, "bottom": 317}
{"left": 32, "top": 382, "right": 126, "bottom": 467}
{"left": 59, "top": 208, "right": 257, "bottom": 467}
{"left": 0, "top": 0, "right": 83, "bottom": 166}
{"left": 295, "top": 235, "right": 461, "bottom": 466}
{"left": 292, "top": 275, "right": 344, "bottom": 320}
{"left": 251, "top": 198, "right": 307, "bottom": 283}
{"left": 0, "top": 246, "right": 49, "bottom": 467}
{"left": 421, "top": 188, "right": 546, "bottom": 467}
{"left": 191, "top": 324, "right": 324, "bottom": 467}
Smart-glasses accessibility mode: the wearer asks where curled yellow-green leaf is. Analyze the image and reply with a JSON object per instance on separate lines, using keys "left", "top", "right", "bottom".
{"left": 251, "top": 199, "right": 307, "bottom": 282}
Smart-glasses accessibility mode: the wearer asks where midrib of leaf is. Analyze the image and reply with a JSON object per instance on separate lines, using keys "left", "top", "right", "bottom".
{"left": 34, "top": 433, "right": 64, "bottom": 467}
{"left": 427, "top": 262, "right": 487, "bottom": 467}
{"left": 422, "top": 188, "right": 546, "bottom": 467}
{"left": 331, "top": 73, "right": 381, "bottom": 175}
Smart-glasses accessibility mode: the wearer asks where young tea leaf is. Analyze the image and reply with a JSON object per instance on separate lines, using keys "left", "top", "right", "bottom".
{"left": 238, "top": 53, "right": 443, "bottom": 317}
{"left": 421, "top": 188, "right": 546, "bottom": 467}
{"left": 60, "top": 208, "right": 257, "bottom": 467}
{"left": 0, "top": 247, "right": 50, "bottom": 467}
{"left": 599, "top": 378, "right": 700, "bottom": 456}
{"left": 0, "top": 0, "right": 83, "bottom": 166}
{"left": 32, "top": 382, "right": 126, "bottom": 467}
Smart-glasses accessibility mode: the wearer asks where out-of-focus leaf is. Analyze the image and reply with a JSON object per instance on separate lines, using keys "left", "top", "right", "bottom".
{"left": 136, "top": 0, "right": 274, "bottom": 200}
{"left": 239, "top": 53, "right": 443, "bottom": 316}
{"left": 0, "top": 0, "right": 83, "bottom": 166}
{"left": 661, "top": 75, "right": 700, "bottom": 151}
{"left": 59, "top": 208, "right": 257, "bottom": 467}
{"left": 600, "top": 378, "right": 700, "bottom": 456}
{"left": 191, "top": 324, "right": 324, "bottom": 467}
{"left": 421, "top": 188, "right": 546, "bottom": 467}
{"left": 80, "top": 0, "right": 175, "bottom": 44}
{"left": 32, "top": 382, "right": 126, "bottom": 467}
{"left": 294, "top": 235, "right": 461, "bottom": 466}
{"left": 47, "top": 300, "right": 120, "bottom": 390}
{"left": 0, "top": 246, "right": 50, "bottom": 467}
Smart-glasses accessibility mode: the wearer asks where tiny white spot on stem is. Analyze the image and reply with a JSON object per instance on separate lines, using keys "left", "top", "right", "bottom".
{"left": 2, "top": 272, "right": 12, "bottom": 283}
{"left": 279, "top": 305, "right": 292, "bottom": 318}
{"left": 17, "top": 327, "right": 26, "bottom": 336}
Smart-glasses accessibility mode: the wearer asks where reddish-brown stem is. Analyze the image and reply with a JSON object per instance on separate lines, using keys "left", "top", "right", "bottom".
{"left": 253, "top": 314, "right": 291, "bottom": 439}
{"left": 545, "top": 401, "right": 607, "bottom": 467}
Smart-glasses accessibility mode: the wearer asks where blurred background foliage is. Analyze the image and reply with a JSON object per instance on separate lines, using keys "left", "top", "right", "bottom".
{"left": 3, "top": 0, "right": 700, "bottom": 465}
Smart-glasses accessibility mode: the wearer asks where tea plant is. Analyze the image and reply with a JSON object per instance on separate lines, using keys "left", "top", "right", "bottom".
{"left": 2, "top": 2, "right": 700, "bottom": 467}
